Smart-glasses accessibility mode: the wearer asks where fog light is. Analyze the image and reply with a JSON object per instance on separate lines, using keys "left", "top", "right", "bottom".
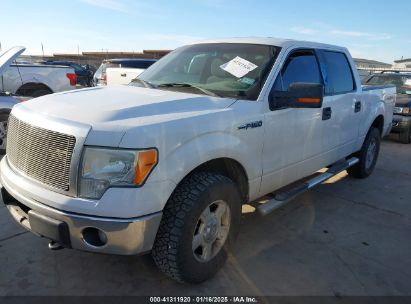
{"left": 82, "top": 227, "right": 108, "bottom": 247}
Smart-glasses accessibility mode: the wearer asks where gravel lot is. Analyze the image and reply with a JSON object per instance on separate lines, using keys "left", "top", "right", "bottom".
{"left": 0, "top": 137, "right": 410, "bottom": 296}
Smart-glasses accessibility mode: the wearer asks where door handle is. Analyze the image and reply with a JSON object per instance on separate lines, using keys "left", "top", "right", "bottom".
{"left": 322, "top": 107, "right": 332, "bottom": 120}
{"left": 121, "top": 73, "right": 127, "bottom": 77}
{"left": 354, "top": 101, "right": 361, "bottom": 113}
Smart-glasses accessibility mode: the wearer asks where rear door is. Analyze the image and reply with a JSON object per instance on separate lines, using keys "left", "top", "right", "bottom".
{"left": 316, "top": 50, "right": 361, "bottom": 163}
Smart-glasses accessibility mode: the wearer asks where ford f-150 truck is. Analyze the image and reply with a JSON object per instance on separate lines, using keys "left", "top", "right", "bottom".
{"left": 0, "top": 38, "right": 395, "bottom": 283}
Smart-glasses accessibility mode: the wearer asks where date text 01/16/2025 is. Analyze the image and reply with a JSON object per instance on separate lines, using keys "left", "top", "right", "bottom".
{"left": 149, "top": 296, "right": 258, "bottom": 303}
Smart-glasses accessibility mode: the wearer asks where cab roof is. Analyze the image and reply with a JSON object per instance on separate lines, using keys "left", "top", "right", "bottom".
{"left": 190, "top": 37, "right": 348, "bottom": 53}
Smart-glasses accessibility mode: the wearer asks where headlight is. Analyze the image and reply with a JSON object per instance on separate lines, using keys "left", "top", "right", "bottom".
{"left": 79, "top": 147, "right": 158, "bottom": 199}
{"left": 394, "top": 107, "right": 411, "bottom": 115}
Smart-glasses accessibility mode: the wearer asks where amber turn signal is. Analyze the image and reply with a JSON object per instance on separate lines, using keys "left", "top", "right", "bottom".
{"left": 298, "top": 98, "right": 321, "bottom": 103}
{"left": 134, "top": 149, "right": 158, "bottom": 185}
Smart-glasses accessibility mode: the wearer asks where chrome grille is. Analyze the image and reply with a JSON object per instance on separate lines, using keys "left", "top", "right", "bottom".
{"left": 6, "top": 115, "right": 76, "bottom": 191}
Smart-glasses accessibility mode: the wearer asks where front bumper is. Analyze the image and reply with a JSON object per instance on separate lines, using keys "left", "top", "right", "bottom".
{"left": 392, "top": 114, "right": 411, "bottom": 133}
{"left": 0, "top": 162, "right": 162, "bottom": 256}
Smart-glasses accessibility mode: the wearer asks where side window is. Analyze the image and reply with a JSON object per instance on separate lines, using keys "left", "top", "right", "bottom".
{"left": 274, "top": 51, "right": 322, "bottom": 92}
{"left": 322, "top": 51, "right": 355, "bottom": 94}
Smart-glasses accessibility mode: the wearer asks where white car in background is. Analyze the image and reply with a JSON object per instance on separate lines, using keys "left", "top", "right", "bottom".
{"left": 0, "top": 47, "right": 77, "bottom": 97}
{"left": 94, "top": 58, "right": 156, "bottom": 86}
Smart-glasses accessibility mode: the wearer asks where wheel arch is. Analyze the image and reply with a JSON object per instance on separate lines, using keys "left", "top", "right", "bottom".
{"left": 170, "top": 157, "right": 249, "bottom": 204}
{"left": 191, "top": 158, "right": 249, "bottom": 202}
{"left": 371, "top": 114, "right": 384, "bottom": 136}
{"left": 16, "top": 82, "right": 53, "bottom": 97}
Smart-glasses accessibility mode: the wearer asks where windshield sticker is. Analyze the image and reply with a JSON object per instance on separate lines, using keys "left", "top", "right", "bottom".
{"left": 220, "top": 56, "right": 258, "bottom": 78}
{"left": 240, "top": 77, "right": 255, "bottom": 85}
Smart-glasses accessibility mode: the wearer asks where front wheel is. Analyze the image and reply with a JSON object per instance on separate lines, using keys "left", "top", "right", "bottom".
{"left": 152, "top": 172, "right": 241, "bottom": 283}
{"left": 347, "top": 127, "right": 381, "bottom": 178}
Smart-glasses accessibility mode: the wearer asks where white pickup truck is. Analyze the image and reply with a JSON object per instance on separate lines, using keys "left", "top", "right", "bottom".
{"left": 0, "top": 47, "right": 77, "bottom": 97}
{"left": 0, "top": 38, "right": 395, "bottom": 283}
{"left": 94, "top": 58, "right": 156, "bottom": 86}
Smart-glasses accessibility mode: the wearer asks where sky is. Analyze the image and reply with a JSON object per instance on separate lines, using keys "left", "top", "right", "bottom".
{"left": 0, "top": 0, "right": 410, "bottom": 63}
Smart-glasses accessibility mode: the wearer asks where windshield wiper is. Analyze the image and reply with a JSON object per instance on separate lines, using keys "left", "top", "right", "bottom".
{"left": 130, "top": 78, "right": 155, "bottom": 88}
{"left": 157, "top": 83, "right": 220, "bottom": 97}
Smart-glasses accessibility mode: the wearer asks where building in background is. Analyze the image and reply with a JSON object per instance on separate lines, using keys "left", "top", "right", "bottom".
{"left": 353, "top": 58, "right": 392, "bottom": 81}
{"left": 393, "top": 58, "right": 411, "bottom": 69}
{"left": 354, "top": 58, "right": 392, "bottom": 70}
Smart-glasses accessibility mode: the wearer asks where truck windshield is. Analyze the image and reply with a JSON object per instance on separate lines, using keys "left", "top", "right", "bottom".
{"left": 366, "top": 75, "right": 411, "bottom": 94}
{"left": 131, "top": 43, "right": 279, "bottom": 100}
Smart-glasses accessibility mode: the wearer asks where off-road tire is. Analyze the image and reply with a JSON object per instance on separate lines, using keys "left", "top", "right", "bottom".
{"left": 151, "top": 172, "right": 241, "bottom": 283}
{"left": 347, "top": 127, "right": 381, "bottom": 178}
{"left": 399, "top": 126, "right": 411, "bottom": 144}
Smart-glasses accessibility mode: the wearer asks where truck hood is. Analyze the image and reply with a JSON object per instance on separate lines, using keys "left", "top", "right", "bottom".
{"left": 20, "top": 85, "right": 235, "bottom": 123}
{"left": 0, "top": 46, "right": 25, "bottom": 77}
{"left": 16, "top": 85, "right": 236, "bottom": 146}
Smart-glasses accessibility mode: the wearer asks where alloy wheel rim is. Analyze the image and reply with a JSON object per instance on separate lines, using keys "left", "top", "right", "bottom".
{"left": 192, "top": 200, "right": 231, "bottom": 263}
{"left": 365, "top": 137, "right": 377, "bottom": 169}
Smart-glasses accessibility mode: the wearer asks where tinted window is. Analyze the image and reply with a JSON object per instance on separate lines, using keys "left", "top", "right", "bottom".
{"left": 322, "top": 51, "right": 355, "bottom": 94}
{"left": 122, "top": 60, "right": 156, "bottom": 69}
{"left": 70, "top": 63, "right": 84, "bottom": 72}
{"left": 274, "top": 51, "right": 321, "bottom": 91}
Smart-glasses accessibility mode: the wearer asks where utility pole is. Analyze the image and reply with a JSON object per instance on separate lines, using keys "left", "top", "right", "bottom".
{"left": 77, "top": 45, "right": 80, "bottom": 64}
{"left": 0, "top": 41, "right": 2, "bottom": 52}
{"left": 41, "top": 43, "right": 44, "bottom": 59}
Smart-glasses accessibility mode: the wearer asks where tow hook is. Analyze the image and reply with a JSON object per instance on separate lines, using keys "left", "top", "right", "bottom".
{"left": 48, "top": 241, "right": 64, "bottom": 251}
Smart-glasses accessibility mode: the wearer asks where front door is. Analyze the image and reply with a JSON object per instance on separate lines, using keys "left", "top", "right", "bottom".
{"left": 260, "top": 49, "right": 327, "bottom": 196}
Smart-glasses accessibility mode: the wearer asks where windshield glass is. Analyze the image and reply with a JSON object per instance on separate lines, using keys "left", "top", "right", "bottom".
{"left": 131, "top": 43, "right": 279, "bottom": 100}
{"left": 366, "top": 75, "right": 411, "bottom": 94}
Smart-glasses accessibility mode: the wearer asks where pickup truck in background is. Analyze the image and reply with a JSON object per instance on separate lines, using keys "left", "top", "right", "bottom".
{"left": 364, "top": 73, "right": 411, "bottom": 143}
{"left": 93, "top": 58, "right": 156, "bottom": 86}
{"left": 0, "top": 47, "right": 31, "bottom": 154}
{"left": 0, "top": 38, "right": 395, "bottom": 283}
{"left": 0, "top": 47, "right": 77, "bottom": 97}
{"left": 43, "top": 60, "right": 94, "bottom": 87}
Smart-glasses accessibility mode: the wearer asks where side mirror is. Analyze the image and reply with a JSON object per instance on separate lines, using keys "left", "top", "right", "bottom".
{"left": 269, "top": 82, "right": 324, "bottom": 110}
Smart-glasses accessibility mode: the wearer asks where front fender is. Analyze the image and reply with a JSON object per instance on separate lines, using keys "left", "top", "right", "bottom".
{"left": 156, "top": 130, "right": 263, "bottom": 201}
{"left": 167, "top": 132, "right": 245, "bottom": 181}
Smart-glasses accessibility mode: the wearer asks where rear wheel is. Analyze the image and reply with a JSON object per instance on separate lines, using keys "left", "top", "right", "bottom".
{"left": 31, "top": 89, "right": 52, "bottom": 98}
{"left": 347, "top": 127, "right": 381, "bottom": 178}
{"left": 152, "top": 172, "right": 241, "bottom": 283}
{"left": 399, "top": 126, "right": 411, "bottom": 144}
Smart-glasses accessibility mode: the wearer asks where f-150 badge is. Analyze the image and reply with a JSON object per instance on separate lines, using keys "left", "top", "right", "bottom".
{"left": 238, "top": 120, "right": 263, "bottom": 130}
